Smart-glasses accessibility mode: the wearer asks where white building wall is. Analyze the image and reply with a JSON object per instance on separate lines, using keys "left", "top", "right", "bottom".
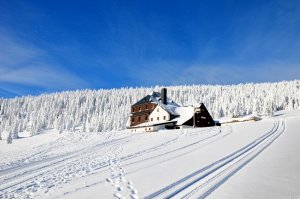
{"left": 149, "top": 105, "right": 170, "bottom": 122}
{"left": 130, "top": 125, "right": 165, "bottom": 132}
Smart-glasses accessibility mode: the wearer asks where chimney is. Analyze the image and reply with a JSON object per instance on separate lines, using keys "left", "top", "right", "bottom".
{"left": 161, "top": 88, "right": 167, "bottom": 104}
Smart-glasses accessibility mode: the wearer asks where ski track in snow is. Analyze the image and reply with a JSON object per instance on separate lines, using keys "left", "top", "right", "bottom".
{"left": 0, "top": 118, "right": 287, "bottom": 199}
{"left": 61, "top": 126, "right": 226, "bottom": 198}
{"left": 0, "top": 131, "right": 141, "bottom": 198}
{"left": 0, "top": 125, "right": 227, "bottom": 199}
{"left": 124, "top": 126, "right": 228, "bottom": 169}
{"left": 0, "top": 128, "right": 188, "bottom": 198}
{"left": 145, "top": 119, "right": 285, "bottom": 199}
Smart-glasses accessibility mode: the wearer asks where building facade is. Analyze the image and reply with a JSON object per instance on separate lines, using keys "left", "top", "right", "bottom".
{"left": 128, "top": 88, "right": 218, "bottom": 132}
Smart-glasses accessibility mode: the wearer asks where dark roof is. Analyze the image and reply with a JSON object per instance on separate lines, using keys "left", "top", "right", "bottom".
{"left": 132, "top": 91, "right": 180, "bottom": 116}
{"left": 132, "top": 92, "right": 160, "bottom": 106}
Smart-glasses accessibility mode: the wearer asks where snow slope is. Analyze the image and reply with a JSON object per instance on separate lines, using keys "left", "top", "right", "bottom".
{"left": 0, "top": 110, "right": 299, "bottom": 199}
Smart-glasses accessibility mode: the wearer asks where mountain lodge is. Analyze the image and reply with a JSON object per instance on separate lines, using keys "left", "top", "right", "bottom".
{"left": 127, "top": 88, "right": 219, "bottom": 132}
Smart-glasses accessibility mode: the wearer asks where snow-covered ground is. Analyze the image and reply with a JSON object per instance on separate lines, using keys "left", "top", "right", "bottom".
{"left": 0, "top": 110, "right": 300, "bottom": 199}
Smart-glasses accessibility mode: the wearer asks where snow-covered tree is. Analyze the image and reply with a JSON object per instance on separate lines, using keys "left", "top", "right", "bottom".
{"left": 0, "top": 80, "right": 299, "bottom": 141}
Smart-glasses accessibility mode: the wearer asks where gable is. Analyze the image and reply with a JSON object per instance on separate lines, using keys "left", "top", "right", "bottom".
{"left": 132, "top": 92, "right": 160, "bottom": 106}
{"left": 199, "top": 103, "right": 214, "bottom": 121}
{"left": 149, "top": 105, "right": 171, "bottom": 121}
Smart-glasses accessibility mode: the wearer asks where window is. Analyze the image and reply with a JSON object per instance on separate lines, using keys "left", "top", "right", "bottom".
{"left": 151, "top": 118, "right": 153, "bottom": 121}
{"left": 145, "top": 115, "right": 148, "bottom": 120}
{"left": 146, "top": 105, "right": 148, "bottom": 110}
{"left": 163, "top": 116, "right": 166, "bottom": 120}
{"left": 139, "top": 107, "right": 141, "bottom": 111}
{"left": 157, "top": 108, "right": 159, "bottom": 112}
{"left": 157, "top": 117, "right": 159, "bottom": 121}
{"left": 138, "top": 117, "right": 141, "bottom": 122}
{"left": 132, "top": 117, "right": 135, "bottom": 122}
{"left": 132, "top": 107, "right": 135, "bottom": 112}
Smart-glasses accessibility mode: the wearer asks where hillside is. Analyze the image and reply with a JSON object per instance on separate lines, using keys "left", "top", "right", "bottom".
{"left": 1, "top": 80, "right": 300, "bottom": 141}
{"left": 0, "top": 110, "right": 299, "bottom": 198}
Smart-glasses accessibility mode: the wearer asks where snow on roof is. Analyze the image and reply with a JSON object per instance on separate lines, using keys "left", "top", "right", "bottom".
{"left": 151, "top": 92, "right": 180, "bottom": 115}
{"left": 132, "top": 91, "right": 197, "bottom": 125}
{"left": 134, "top": 91, "right": 180, "bottom": 116}
{"left": 171, "top": 106, "right": 195, "bottom": 125}
{"left": 158, "top": 103, "right": 179, "bottom": 116}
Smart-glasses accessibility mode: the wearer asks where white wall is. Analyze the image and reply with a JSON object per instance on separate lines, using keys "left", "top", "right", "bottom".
{"left": 149, "top": 105, "right": 170, "bottom": 122}
{"left": 130, "top": 125, "right": 164, "bottom": 132}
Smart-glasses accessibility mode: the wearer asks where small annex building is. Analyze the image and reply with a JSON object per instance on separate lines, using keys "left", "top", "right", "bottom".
{"left": 127, "top": 88, "right": 219, "bottom": 132}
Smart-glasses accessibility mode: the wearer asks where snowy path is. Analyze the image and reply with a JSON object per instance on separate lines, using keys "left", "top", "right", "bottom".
{"left": 0, "top": 132, "right": 147, "bottom": 198}
{"left": 145, "top": 120, "right": 285, "bottom": 198}
{"left": 1, "top": 111, "right": 299, "bottom": 199}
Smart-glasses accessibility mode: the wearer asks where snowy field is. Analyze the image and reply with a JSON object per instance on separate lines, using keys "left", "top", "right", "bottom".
{"left": 0, "top": 110, "right": 300, "bottom": 199}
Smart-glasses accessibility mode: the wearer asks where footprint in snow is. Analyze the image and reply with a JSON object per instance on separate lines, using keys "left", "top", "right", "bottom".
{"left": 131, "top": 193, "right": 139, "bottom": 199}
{"left": 113, "top": 192, "right": 122, "bottom": 199}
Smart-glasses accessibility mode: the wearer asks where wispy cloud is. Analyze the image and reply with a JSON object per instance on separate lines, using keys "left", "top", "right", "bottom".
{"left": 0, "top": 64, "right": 88, "bottom": 89}
{"left": 0, "top": 31, "right": 89, "bottom": 97}
{"left": 128, "top": 60, "right": 300, "bottom": 86}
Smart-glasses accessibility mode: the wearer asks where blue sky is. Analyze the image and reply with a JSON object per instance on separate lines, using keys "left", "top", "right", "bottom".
{"left": 0, "top": 0, "right": 300, "bottom": 98}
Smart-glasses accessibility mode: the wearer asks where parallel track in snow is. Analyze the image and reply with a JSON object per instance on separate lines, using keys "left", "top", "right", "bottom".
{"left": 123, "top": 126, "right": 229, "bottom": 171}
{"left": 146, "top": 119, "right": 285, "bottom": 199}
{"left": 0, "top": 135, "right": 136, "bottom": 196}
{"left": 0, "top": 128, "right": 211, "bottom": 197}
{"left": 0, "top": 125, "right": 232, "bottom": 198}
